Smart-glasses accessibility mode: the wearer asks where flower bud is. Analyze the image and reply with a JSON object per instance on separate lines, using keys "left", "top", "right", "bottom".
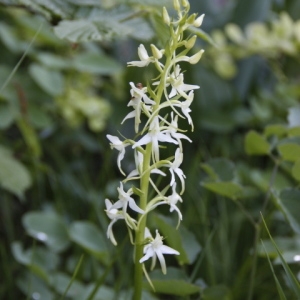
{"left": 225, "top": 23, "right": 244, "bottom": 44}
{"left": 186, "top": 13, "right": 196, "bottom": 25}
{"left": 162, "top": 7, "right": 170, "bottom": 25}
{"left": 188, "top": 49, "right": 204, "bottom": 64}
{"left": 150, "top": 44, "right": 163, "bottom": 59}
{"left": 181, "top": 0, "right": 188, "bottom": 7}
{"left": 173, "top": 0, "right": 180, "bottom": 11}
{"left": 193, "top": 13, "right": 205, "bottom": 27}
{"left": 185, "top": 35, "right": 197, "bottom": 49}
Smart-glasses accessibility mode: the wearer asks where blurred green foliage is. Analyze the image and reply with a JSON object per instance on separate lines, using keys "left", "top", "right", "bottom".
{"left": 1, "top": 0, "right": 300, "bottom": 299}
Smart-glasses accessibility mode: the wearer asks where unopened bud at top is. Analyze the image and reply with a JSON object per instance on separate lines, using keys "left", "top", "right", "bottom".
{"left": 189, "top": 49, "right": 204, "bottom": 64}
{"left": 193, "top": 14, "right": 205, "bottom": 27}
{"left": 173, "top": 0, "right": 180, "bottom": 11}
{"left": 151, "top": 44, "right": 163, "bottom": 59}
{"left": 181, "top": 0, "right": 189, "bottom": 8}
{"left": 162, "top": 7, "right": 170, "bottom": 25}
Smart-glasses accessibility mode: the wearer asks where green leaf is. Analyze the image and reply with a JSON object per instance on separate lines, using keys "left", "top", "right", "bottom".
{"left": 54, "top": 4, "right": 156, "bottom": 43}
{"left": 277, "top": 143, "right": 300, "bottom": 162}
{"left": 72, "top": 52, "right": 122, "bottom": 75}
{"left": 16, "top": 272, "right": 53, "bottom": 300}
{"left": 11, "top": 242, "right": 58, "bottom": 283}
{"left": 201, "top": 158, "right": 235, "bottom": 181}
{"left": 154, "top": 215, "right": 201, "bottom": 265}
{"left": 29, "top": 63, "right": 64, "bottom": 96}
{"left": 245, "top": 130, "right": 270, "bottom": 155}
{"left": 35, "top": 52, "right": 71, "bottom": 70}
{"left": 69, "top": 221, "right": 108, "bottom": 260}
{"left": 264, "top": 124, "right": 287, "bottom": 138}
{"left": 0, "top": 145, "right": 31, "bottom": 197}
{"left": 202, "top": 285, "right": 231, "bottom": 300}
{"left": 0, "top": 103, "right": 16, "bottom": 129}
{"left": 77, "top": 284, "right": 116, "bottom": 300}
{"left": 14, "top": 0, "right": 71, "bottom": 20}
{"left": 202, "top": 182, "right": 243, "bottom": 200}
{"left": 51, "top": 272, "right": 85, "bottom": 298}
{"left": 249, "top": 169, "right": 292, "bottom": 193}
{"left": 288, "top": 127, "right": 300, "bottom": 137}
{"left": 179, "top": 226, "right": 202, "bottom": 264}
{"left": 292, "top": 159, "right": 300, "bottom": 181}
{"left": 28, "top": 105, "right": 53, "bottom": 129}
{"left": 144, "top": 279, "right": 200, "bottom": 296}
{"left": 277, "top": 188, "right": 300, "bottom": 234}
{"left": 54, "top": 19, "right": 108, "bottom": 42}
{"left": 201, "top": 163, "right": 218, "bottom": 180}
{"left": 23, "top": 212, "right": 70, "bottom": 253}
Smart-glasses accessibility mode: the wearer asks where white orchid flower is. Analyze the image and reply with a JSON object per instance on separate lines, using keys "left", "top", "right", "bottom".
{"left": 105, "top": 199, "right": 125, "bottom": 245}
{"left": 168, "top": 148, "right": 186, "bottom": 194}
{"left": 127, "top": 150, "right": 166, "bottom": 179}
{"left": 140, "top": 228, "right": 180, "bottom": 274}
{"left": 149, "top": 182, "right": 183, "bottom": 224}
{"left": 122, "top": 82, "right": 155, "bottom": 133}
{"left": 132, "top": 116, "right": 178, "bottom": 162}
{"left": 168, "top": 65, "right": 199, "bottom": 98}
{"left": 106, "top": 134, "right": 128, "bottom": 175}
{"left": 165, "top": 182, "right": 183, "bottom": 220}
{"left": 174, "top": 90, "right": 195, "bottom": 130}
{"left": 111, "top": 182, "right": 144, "bottom": 215}
{"left": 163, "top": 113, "right": 192, "bottom": 148}
{"left": 127, "top": 44, "right": 155, "bottom": 67}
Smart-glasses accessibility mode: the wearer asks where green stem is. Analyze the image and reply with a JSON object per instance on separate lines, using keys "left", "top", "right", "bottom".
{"left": 133, "top": 142, "right": 152, "bottom": 300}
{"left": 132, "top": 18, "right": 182, "bottom": 300}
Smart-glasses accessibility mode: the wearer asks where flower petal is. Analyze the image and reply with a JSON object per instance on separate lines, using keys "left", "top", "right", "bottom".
{"left": 132, "top": 134, "right": 152, "bottom": 148}
{"left": 128, "top": 198, "right": 145, "bottom": 214}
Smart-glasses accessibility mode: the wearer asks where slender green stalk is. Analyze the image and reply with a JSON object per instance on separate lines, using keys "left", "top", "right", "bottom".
{"left": 133, "top": 143, "right": 152, "bottom": 300}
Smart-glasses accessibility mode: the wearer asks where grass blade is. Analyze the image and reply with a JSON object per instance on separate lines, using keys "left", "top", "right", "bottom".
{"left": 261, "top": 213, "right": 300, "bottom": 298}
{"left": 261, "top": 240, "right": 287, "bottom": 300}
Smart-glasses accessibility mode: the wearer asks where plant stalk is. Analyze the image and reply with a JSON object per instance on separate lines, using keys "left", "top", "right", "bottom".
{"left": 133, "top": 143, "right": 152, "bottom": 300}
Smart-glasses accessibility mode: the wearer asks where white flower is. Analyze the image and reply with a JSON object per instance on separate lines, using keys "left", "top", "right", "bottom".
{"left": 150, "top": 182, "right": 183, "bottom": 223}
{"left": 168, "top": 148, "right": 186, "bottom": 194}
{"left": 140, "top": 229, "right": 180, "bottom": 274}
{"left": 127, "top": 44, "right": 154, "bottom": 67}
{"left": 168, "top": 65, "right": 199, "bottom": 98}
{"left": 132, "top": 116, "right": 178, "bottom": 162}
{"left": 127, "top": 150, "right": 166, "bottom": 179}
{"left": 122, "top": 82, "right": 155, "bottom": 133}
{"left": 164, "top": 113, "right": 192, "bottom": 147}
{"left": 174, "top": 90, "right": 195, "bottom": 130}
{"left": 106, "top": 134, "right": 128, "bottom": 175}
{"left": 105, "top": 199, "right": 125, "bottom": 245}
{"left": 111, "top": 182, "right": 144, "bottom": 214}
{"left": 165, "top": 182, "right": 183, "bottom": 220}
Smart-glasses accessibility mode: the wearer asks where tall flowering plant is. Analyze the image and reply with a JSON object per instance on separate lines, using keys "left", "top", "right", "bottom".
{"left": 105, "top": 0, "right": 204, "bottom": 298}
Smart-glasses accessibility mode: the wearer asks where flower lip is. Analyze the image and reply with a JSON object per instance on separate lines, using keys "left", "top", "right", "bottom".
{"left": 139, "top": 229, "right": 180, "bottom": 274}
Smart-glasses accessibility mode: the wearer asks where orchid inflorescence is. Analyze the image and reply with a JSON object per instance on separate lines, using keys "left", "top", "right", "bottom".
{"left": 105, "top": 0, "right": 204, "bottom": 278}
